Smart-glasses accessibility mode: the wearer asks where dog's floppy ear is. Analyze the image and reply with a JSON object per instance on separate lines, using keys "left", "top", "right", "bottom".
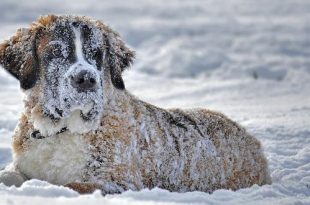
{"left": 106, "top": 32, "right": 135, "bottom": 90}
{"left": 0, "top": 28, "right": 39, "bottom": 90}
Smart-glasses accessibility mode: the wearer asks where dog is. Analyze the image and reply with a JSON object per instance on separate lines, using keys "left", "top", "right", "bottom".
{"left": 0, "top": 15, "right": 271, "bottom": 194}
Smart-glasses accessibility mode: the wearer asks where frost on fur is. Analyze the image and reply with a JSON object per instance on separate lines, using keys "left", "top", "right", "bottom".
{"left": 0, "top": 15, "right": 271, "bottom": 195}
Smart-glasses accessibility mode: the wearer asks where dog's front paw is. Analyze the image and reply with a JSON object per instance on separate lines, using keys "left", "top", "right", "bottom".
{"left": 0, "top": 170, "right": 26, "bottom": 187}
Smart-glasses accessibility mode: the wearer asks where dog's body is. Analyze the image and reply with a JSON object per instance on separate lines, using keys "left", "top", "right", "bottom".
{"left": 0, "top": 15, "right": 271, "bottom": 194}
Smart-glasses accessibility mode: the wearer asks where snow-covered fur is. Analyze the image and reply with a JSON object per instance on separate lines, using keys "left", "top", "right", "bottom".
{"left": 0, "top": 15, "right": 271, "bottom": 194}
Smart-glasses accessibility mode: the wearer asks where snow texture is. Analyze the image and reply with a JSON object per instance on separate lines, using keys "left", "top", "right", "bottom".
{"left": 0, "top": 0, "right": 309, "bottom": 204}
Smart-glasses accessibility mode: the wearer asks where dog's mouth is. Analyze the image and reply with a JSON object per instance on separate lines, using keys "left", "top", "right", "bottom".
{"left": 31, "top": 127, "right": 68, "bottom": 139}
{"left": 33, "top": 108, "right": 90, "bottom": 139}
{"left": 36, "top": 105, "right": 101, "bottom": 138}
{"left": 79, "top": 109, "right": 98, "bottom": 121}
{"left": 43, "top": 97, "right": 97, "bottom": 120}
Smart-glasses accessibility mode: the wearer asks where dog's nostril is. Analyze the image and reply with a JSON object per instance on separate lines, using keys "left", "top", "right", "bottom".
{"left": 77, "top": 77, "right": 85, "bottom": 85}
{"left": 90, "top": 78, "right": 96, "bottom": 84}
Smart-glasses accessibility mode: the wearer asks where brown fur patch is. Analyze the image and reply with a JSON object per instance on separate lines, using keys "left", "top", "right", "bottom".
{"left": 29, "top": 15, "right": 58, "bottom": 32}
{"left": 37, "top": 15, "right": 58, "bottom": 27}
{"left": 19, "top": 57, "right": 34, "bottom": 79}
{"left": 65, "top": 182, "right": 102, "bottom": 194}
{"left": 37, "top": 35, "right": 51, "bottom": 55}
{"left": 12, "top": 136, "right": 24, "bottom": 156}
{"left": 12, "top": 114, "right": 31, "bottom": 155}
{"left": 0, "top": 41, "right": 9, "bottom": 61}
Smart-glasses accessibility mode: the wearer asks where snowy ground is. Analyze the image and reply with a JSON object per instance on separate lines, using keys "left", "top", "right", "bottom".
{"left": 0, "top": 0, "right": 310, "bottom": 204}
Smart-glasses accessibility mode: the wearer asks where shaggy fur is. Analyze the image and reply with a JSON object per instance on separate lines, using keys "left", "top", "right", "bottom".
{"left": 0, "top": 15, "right": 271, "bottom": 194}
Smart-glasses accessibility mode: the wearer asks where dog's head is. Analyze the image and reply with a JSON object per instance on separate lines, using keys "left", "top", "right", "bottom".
{"left": 0, "top": 15, "right": 134, "bottom": 136}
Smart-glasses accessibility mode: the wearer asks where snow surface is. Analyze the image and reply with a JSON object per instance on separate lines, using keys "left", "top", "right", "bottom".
{"left": 0, "top": 0, "right": 309, "bottom": 204}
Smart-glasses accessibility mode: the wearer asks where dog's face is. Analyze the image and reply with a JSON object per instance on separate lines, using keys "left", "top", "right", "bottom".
{"left": 0, "top": 15, "right": 134, "bottom": 136}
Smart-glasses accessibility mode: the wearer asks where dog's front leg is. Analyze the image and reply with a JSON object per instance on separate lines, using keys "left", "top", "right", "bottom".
{"left": 0, "top": 164, "right": 27, "bottom": 187}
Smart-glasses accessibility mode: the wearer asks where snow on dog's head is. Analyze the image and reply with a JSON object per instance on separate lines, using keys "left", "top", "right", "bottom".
{"left": 0, "top": 15, "right": 135, "bottom": 136}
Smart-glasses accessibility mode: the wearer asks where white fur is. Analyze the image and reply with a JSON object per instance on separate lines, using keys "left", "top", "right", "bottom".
{"left": 73, "top": 28, "right": 84, "bottom": 61}
{"left": 66, "top": 110, "right": 100, "bottom": 134}
{"left": 30, "top": 108, "right": 65, "bottom": 137}
{"left": 15, "top": 133, "right": 90, "bottom": 185}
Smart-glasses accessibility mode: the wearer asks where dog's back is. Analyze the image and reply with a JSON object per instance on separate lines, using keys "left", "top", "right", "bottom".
{"left": 126, "top": 102, "right": 271, "bottom": 192}
{"left": 160, "top": 108, "right": 271, "bottom": 192}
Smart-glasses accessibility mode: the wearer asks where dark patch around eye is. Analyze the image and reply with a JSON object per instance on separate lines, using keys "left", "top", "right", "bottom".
{"left": 81, "top": 25, "right": 91, "bottom": 59}
{"left": 51, "top": 44, "right": 64, "bottom": 59}
{"left": 81, "top": 25, "right": 91, "bottom": 37}
{"left": 52, "top": 23, "right": 76, "bottom": 63}
{"left": 54, "top": 23, "right": 73, "bottom": 42}
{"left": 42, "top": 44, "right": 64, "bottom": 65}
{"left": 64, "top": 39, "right": 76, "bottom": 64}
{"left": 93, "top": 48, "right": 103, "bottom": 70}
{"left": 81, "top": 25, "right": 103, "bottom": 70}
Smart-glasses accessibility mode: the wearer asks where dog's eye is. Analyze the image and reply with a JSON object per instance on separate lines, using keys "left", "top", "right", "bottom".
{"left": 52, "top": 47, "right": 63, "bottom": 58}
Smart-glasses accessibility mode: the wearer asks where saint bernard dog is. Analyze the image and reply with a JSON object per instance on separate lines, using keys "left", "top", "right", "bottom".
{"left": 0, "top": 15, "right": 271, "bottom": 194}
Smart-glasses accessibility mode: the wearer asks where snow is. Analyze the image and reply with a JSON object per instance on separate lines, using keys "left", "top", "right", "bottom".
{"left": 0, "top": 0, "right": 309, "bottom": 204}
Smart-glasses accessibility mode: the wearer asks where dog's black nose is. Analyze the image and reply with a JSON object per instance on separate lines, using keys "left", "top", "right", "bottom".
{"left": 71, "top": 70, "right": 97, "bottom": 92}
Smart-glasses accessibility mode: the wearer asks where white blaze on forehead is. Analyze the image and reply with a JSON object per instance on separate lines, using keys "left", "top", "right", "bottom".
{"left": 73, "top": 27, "right": 86, "bottom": 63}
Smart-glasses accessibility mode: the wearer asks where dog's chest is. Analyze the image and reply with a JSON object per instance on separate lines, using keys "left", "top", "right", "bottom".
{"left": 16, "top": 133, "right": 90, "bottom": 185}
